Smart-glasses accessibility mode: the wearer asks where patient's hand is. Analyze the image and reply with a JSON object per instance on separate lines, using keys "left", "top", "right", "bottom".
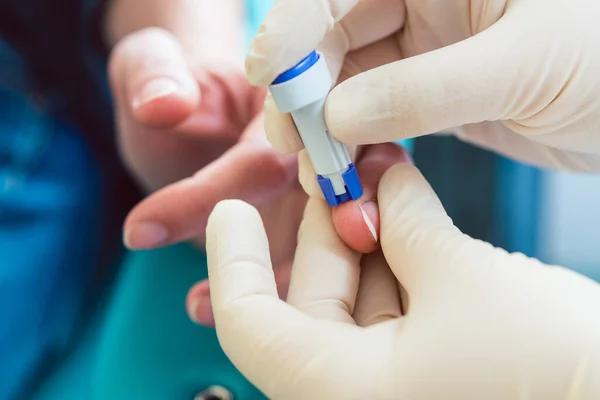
{"left": 108, "top": 27, "right": 411, "bottom": 327}
{"left": 109, "top": 27, "right": 291, "bottom": 243}
{"left": 186, "top": 143, "right": 410, "bottom": 327}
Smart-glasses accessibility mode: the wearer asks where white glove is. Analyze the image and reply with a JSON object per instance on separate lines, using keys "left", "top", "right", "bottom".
{"left": 247, "top": 0, "right": 600, "bottom": 196}
{"left": 205, "top": 163, "right": 600, "bottom": 399}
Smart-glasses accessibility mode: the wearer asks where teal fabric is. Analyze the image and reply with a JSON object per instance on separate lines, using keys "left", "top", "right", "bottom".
{"left": 34, "top": 307, "right": 105, "bottom": 399}
{"left": 93, "top": 244, "right": 265, "bottom": 399}
{"left": 34, "top": 245, "right": 266, "bottom": 399}
{"left": 0, "top": 37, "right": 106, "bottom": 399}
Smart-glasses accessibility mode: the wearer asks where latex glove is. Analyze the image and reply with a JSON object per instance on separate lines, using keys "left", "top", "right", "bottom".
{"left": 187, "top": 143, "right": 410, "bottom": 326}
{"left": 204, "top": 161, "right": 600, "bottom": 399}
{"left": 247, "top": 0, "right": 600, "bottom": 188}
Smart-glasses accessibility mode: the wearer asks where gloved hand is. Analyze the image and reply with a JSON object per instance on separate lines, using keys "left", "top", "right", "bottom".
{"left": 247, "top": 0, "right": 600, "bottom": 197}
{"left": 203, "top": 159, "right": 600, "bottom": 399}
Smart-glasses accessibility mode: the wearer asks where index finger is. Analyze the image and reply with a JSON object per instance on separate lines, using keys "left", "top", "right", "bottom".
{"left": 123, "top": 115, "right": 298, "bottom": 249}
{"left": 206, "top": 200, "right": 369, "bottom": 398}
{"left": 331, "top": 143, "right": 412, "bottom": 254}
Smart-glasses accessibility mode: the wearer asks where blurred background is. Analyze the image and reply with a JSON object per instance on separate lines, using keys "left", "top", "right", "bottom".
{"left": 1, "top": 0, "right": 598, "bottom": 399}
{"left": 415, "top": 135, "right": 600, "bottom": 282}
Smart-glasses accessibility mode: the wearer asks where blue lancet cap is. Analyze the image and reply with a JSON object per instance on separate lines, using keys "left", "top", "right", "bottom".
{"left": 272, "top": 51, "right": 319, "bottom": 84}
{"left": 317, "top": 164, "right": 363, "bottom": 207}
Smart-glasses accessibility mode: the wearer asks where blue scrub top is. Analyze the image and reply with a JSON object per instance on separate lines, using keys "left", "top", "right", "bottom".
{"left": 0, "top": 0, "right": 138, "bottom": 398}
{"left": 0, "top": 38, "right": 105, "bottom": 400}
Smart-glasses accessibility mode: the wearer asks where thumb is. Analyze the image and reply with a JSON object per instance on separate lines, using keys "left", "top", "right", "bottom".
{"left": 326, "top": 15, "right": 536, "bottom": 144}
{"left": 109, "top": 27, "right": 199, "bottom": 127}
{"left": 377, "top": 163, "right": 482, "bottom": 297}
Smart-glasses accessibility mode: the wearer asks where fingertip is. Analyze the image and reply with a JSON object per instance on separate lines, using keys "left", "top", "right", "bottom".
{"left": 208, "top": 199, "right": 260, "bottom": 228}
{"left": 245, "top": 46, "right": 274, "bottom": 87}
{"left": 123, "top": 221, "right": 169, "bottom": 250}
{"left": 186, "top": 281, "right": 215, "bottom": 327}
{"left": 187, "top": 279, "right": 210, "bottom": 300}
{"left": 206, "top": 199, "right": 271, "bottom": 271}
{"left": 331, "top": 143, "right": 411, "bottom": 253}
{"left": 132, "top": 83, "right": 198, "bottom": 127}
{"left": 332, "top": 200, "right": 380, "bottom": 254}
{"left": 111, "top": 28, "right": 200, "bottom": 128}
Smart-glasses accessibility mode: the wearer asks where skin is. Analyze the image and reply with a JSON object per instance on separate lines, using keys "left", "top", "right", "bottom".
{"left": 104, "top": 0, "right": 405, "bottom": 326}
{"left": 186, "top": 143, "right": 410, "bottom": 326}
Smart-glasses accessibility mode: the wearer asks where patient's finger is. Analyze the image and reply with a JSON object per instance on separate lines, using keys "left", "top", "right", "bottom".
{"left": 109, "top": 28, "right": 199, "bottom": 128}
{"left": 123, "top": 116, "right": 297, "bottom": 249}
{"left": 332, "top": 143, "right": 412, "bottom": 254}
{"left": 187, "top": 259, "right": 293, "bottom": 328}
{"left": 186, "top": 281, "right": 214, "bottom": 326}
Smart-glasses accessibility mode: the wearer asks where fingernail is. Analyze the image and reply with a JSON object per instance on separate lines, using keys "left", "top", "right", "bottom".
{"left": 132, "top": 78, "right": 179, "bottom": 109}
{"left": 124, "top": 222, "right": 169, "bottom": 249}
{"left": 188, "top": 295, "right": 214, "bottom": 326}
{"left": 359, "top": 201, "right": 378, "bottom": 242}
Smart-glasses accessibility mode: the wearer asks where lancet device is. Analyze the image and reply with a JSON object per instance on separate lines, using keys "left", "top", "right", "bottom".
{"left": 269, "top": 51, "right": 363, "bottom": 206}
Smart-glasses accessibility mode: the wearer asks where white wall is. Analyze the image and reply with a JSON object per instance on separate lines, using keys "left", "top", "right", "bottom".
{"left": 538, "top": 172, "right": 600, "bottom": 279}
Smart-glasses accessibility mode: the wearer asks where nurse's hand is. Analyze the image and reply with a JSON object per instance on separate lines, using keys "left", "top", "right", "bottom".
{"left": 248, "top": 0, "right": 600, "bottom": 178}
{"left": 203, "top": 162, "right": 600, "bottom": 399}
